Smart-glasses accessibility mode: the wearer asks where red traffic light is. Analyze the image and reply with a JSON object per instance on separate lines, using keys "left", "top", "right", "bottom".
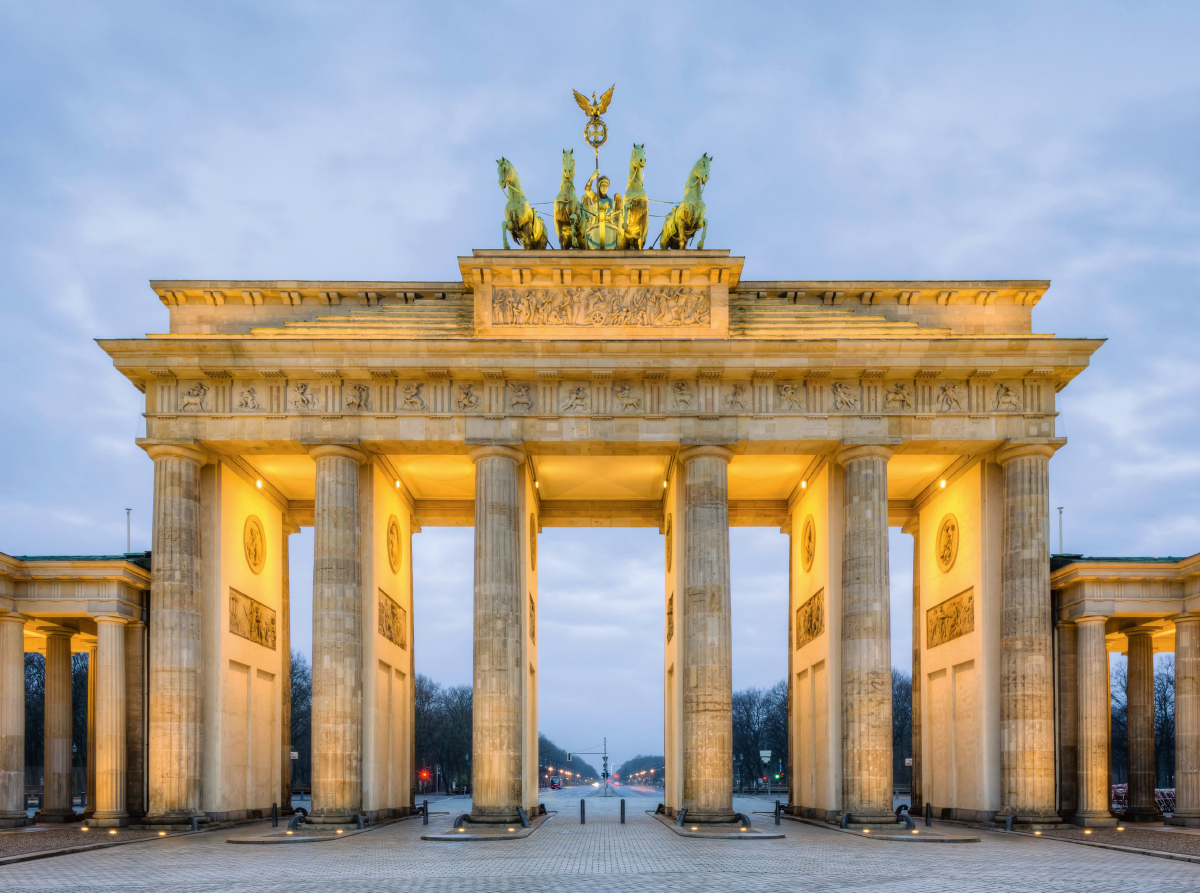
{"left": 419, "top": 769, "right": 431, "bottom": 781}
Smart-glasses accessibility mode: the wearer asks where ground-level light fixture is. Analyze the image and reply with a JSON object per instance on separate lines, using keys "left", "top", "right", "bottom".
{"left": 158, "top": 831, "right": 166, "bottom": 836}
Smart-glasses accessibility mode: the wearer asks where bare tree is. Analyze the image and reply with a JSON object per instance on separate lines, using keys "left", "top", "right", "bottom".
{"left": 892, "top": 669, "right": 913, "bottom": 789}
{"left": 290, "top": 651, "right": 312, "bottom": 786}
{"left": 1111, "top": 663, "right": 1128, "bottom": 784}
{"left": 25, "top": 653, "right": 44, "bottom": 781}
{"left": 732, "top": 681, "right": 788, "bottom": 788}
{"left": 1154, "top": 655, "right": 1175, "bottom": 789}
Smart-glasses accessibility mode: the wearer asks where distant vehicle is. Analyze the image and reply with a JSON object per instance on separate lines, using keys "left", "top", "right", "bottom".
{"left": 549, "top": 776, "right": 562, "bottom": 790}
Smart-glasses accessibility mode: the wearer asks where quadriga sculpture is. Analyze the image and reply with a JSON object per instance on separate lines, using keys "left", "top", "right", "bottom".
{"left": 498, "top": 156, "right": 549, "bottom": 250}
{"left": 554, "top": 149, "right": 585, "bottom": 250}
{"left": 618, "top": 143, "right": 648, "bottom": 250}
{"left": 659, "top": 153, "right": 710, "bottom": 250}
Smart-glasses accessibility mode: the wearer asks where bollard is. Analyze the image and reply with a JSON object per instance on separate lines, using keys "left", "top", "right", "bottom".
{"left": 272, "top": 802, "right": 278, "bottom": 828}
{"left": 517, "top": 806, "right": 530, "bottom": 829}
{"left": 774, "top": 800, "right": 781, "bottom": 825}
{"left": 356, "top": 815, "right": 365, "bottom": 830}
{"left": 620, "top": 799, "right": 625, "bottom": 824}
{"left": 925, "top": 801, "right": 932, "bottom": 827}
{"left": 190, "top": 817, "right": 199, "bottom": 832}
{"left": 580, "top": 798, "right": 586, "bottom": 824}
{"left": 675, "top": 807, "right": 688, "bottom": 827}
{"left": 422, "top": 799, "right": 429, "bottom": 825}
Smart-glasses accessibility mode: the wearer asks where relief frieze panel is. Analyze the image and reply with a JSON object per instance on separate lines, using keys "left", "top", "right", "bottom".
{"left": 229, "top": 587, "right": 276, "bottom": 650}
{"left": 491, "top": 286, "right": 710, "bottom": 327}
{"left": 926, "top": 587, "right": 974, "bottom": 649}
{"left": 796, "top": 588, "right": 825, "bottom": 649}
{"left": 378, "top": 588, "right": 407, "bottom": 649}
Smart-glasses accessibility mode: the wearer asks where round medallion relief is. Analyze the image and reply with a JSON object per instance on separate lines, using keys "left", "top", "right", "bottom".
{"left": 801, "top": 515, "right": 816, "bottom": 573}
{"left": 243, "top": 515, "right": 266, "bottom": 575}
{"left": 529, "top": 514, "right": 538, "bottom": 571}
{"left": 386, "top": 515, "right": 402, "bottom": 574}
{"left": 936, "top": 513, "right": 959, "bottom": 573}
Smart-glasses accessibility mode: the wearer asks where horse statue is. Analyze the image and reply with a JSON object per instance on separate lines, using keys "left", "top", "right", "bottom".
{"left": 658, "top": 153, "right": 711, "bottom": 250}
{"left": 618, "top": 143, "right": 648, "bottom": 250}
{"left": 498, "top": 157, "right": 549, "bottom": 250}
{"left": 554, "top": 149, "right": 584, "bottom": 250}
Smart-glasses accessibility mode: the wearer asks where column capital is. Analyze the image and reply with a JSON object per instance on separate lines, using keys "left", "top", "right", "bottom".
{"left": 92, "top": 613, "right": 129, "bottom": 625}
{"left": 1055, "top": 618, "right": 1076, "bottom": 629}
{"left": 306, "top": 443, "right": 367, "bottom": 464}
{"left": 1175, "top": 612, "right": 1200, "bottom": 627}
{"left": 1074, "top": 613, "right": 1108, "bottom": 626}
{"left": 995, "top": 441, "right": 1058, "bottom": 466}
{"left": 0, "top": 612, "right": 27, "bottom": 626}
{"left": 835, "top": 443, "right": 893, "bottom": 465}
{"left": 678, "top": 444, "right": 733, "bottom": 464}
{"left": 467, "top": 444, "right": 525, "bottom": 465}
{"left": 143, "top": 442, "right": 206, "bottom": 464}
{"left": 1123, "top": 624, "right": 1160, "bottom": 639}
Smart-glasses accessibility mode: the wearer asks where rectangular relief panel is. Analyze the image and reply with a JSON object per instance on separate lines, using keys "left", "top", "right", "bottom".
{"left": 378, "top": 588, "right": 408, "bottom": 649}
{"left": 491, "top": 286, "right": 711, "bottom": 328}
{"left": 926, "top": 587, "right": 974, "bottom": 650}
{"left": 229, "top": 588, "right": 277, "bottom": 650}
{"left": 795, "top": 588, "right": 825, "bottom": 649}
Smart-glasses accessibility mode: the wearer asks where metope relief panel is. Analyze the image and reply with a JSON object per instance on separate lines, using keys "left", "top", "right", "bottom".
{"left": 378, "top": 588, "right": 407, "bottom": 649}
{"left": 724, "top": 383, "right": 751, "bottom": 413}
{"left": 229, "top": 588, "right": 276, "bottom": 650}
{"left": 926, "top": 587, "right": 974, "bottom": 649}
{"left": 491, "top": 286, "right": 710, "bottom": 327}
{"left": 344, "top": 383, "right": 373, "bottom": 412}
{"left": 559, "top": 381, "right": 590, "bottom": 414}
{"left": 454, "top": 382, "right": 483, "bottom": 412}
{"left": 508, "top": 382, "right": 535, "bottom": 414}
{"left": 992, "top": 381, "right": 1022, "bottom": 412}
{"left": 796, "top": 588, "right": 825, "bottom": 649}
{"left": 612, "top": 382, "right": 643, "bottom": 413}
{"left": 882, "top": 382, "right": 914, "bottom": 412}
{"left": 829, "top": 381, "right": 860, "bottom": 413}
{"left": 670, "top": 381, "right": 695, "bottom": 412}
{"left": 935, "top": 381, "right": 966, "bottom": 413}
{"left": 398, "top": 382, "right": 427, "bottom": 412}
{"left": 291, "top": 382, "right": 322, "bottom": 413}
{"left": 775, "top": 382, "right": 805, "bottom": 413}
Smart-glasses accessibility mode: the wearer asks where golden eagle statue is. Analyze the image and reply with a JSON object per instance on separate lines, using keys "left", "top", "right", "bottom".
{"left": 573, "top": 86, "right": 615, "bottom": 120}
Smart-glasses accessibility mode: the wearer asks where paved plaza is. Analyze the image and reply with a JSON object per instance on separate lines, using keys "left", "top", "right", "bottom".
{"left": 1, "top": 790, "right": 1196, "bottom": 892}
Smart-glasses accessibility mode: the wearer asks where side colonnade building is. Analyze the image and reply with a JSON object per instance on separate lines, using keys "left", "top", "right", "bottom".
{"left": 4, "top": 247, "right": 1187, "bottom": 829}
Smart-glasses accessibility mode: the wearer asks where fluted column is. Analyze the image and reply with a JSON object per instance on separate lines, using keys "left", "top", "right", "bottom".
{"left": 1125, "top": 626, "right": 1160, "bottom": 820}
{"left": 144, "top": 443, "right": 207, "bottom": 824}
{"left": 909, "top": 523, "right": 923, "bottom": 814}
{"left": 36, "top": 629, "right": 76, "bottom": 822}
{"left": 0, "top": 614, "right": 27, "bottom": 827}
{"left": 1075, "top": 615, "right": 1116, "bottom": 826}
{"left": 468, "top": 445, "right": 524, "bottom": 823}
{"left": 124, "top": 620, "right": 147, "bottom": 820}
{"left": 1056, "top": 620, "right": 1078, "bottom": 817}
{"left": 91, "top": 617, "right": 128, "bottom": 827}
{"left": 280, "top": 523, "right": 297, "bottom": 815}
{"left": 679, "top": 445, "right": 735, "bottom": 823}
{"left": 308, "top": 444, "right": 367, "bottom": 825}
{"left": 84, "top": 642, "right": 96, "bottom": 819}
{"left": 1170, "top": 614, "right": 1200, "bottom": 826}
{"left": 995, "top": 443, "right": 1060, "bottom": 825}
{"left": 837, "top": 444, "right": 895, "bottom": 823}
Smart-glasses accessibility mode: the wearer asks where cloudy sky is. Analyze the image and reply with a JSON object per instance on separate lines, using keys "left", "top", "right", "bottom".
{"left": 2, "top": 2, "right": 1199, "bottom": 766}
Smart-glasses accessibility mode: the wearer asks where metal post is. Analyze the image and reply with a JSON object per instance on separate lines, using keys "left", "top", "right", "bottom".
{"left": 580, "top": 799, "right": 585, "bottom": 824}
{"left": 125, "top": 508, "right": 131, "bottom": 552}
{"left": 422, "top": 799, "right": 428, "bottom": 825}
{"left": 620, "top": 799, "right": 625, "bottom": 823}
{"left": 272, "top": 802, "right": 278, "bottom": 827}
{"left": 1057, "top": 506, "right": 1064, "bottom": 554}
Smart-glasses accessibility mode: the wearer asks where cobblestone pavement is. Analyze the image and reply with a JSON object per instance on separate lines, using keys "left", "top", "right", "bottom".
{"left": 1, "top": 793, "right": 1197, "bottom": 892}
{"left": 0, "top": 825, "right": 159, "bottom": 860}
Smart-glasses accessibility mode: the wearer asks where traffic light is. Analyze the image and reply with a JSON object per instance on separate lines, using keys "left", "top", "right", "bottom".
{"left": 419, "top": 769, "right": 431, "bottom": 781}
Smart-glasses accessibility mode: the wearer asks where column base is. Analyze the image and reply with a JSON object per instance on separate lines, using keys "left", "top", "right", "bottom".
{"left": 467, "top": 806, "right": 523, "bottom": 824}
{"left": 993, "top": 811, "right": 1063, "bottom": 830}
{"left": 1072, "top": 812, "right": 1119, "bottom": 828}
{"left": 305, "top": 809, "right": 365, "bottom": 826}
{"left": 841, "top": 809, "right": 900, "bottom": 828}
{"left": 1122, "top": 807, "right": 1163, "bottom": 822}
{"left": 89, "top": 813, "right": 130, "bottom": 828}
{"left": 1167, "top": 813, "right": 1200, "bottom": 828}
{"left": 140, "top": 812, "right": 210, "bottom": 827}
{"left": 680, "top": 809, "right": 739, "bottom": 825}
{"left": 34, "top": 809, "right": 82, "bottom": 823}
{"left": 0, "top": 812, "right": 31, "bottom": 828}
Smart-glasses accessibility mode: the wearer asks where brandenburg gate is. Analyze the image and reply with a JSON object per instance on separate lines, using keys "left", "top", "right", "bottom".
{"left": 57, "top": 246, "right": 1102, "bottom": 830}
